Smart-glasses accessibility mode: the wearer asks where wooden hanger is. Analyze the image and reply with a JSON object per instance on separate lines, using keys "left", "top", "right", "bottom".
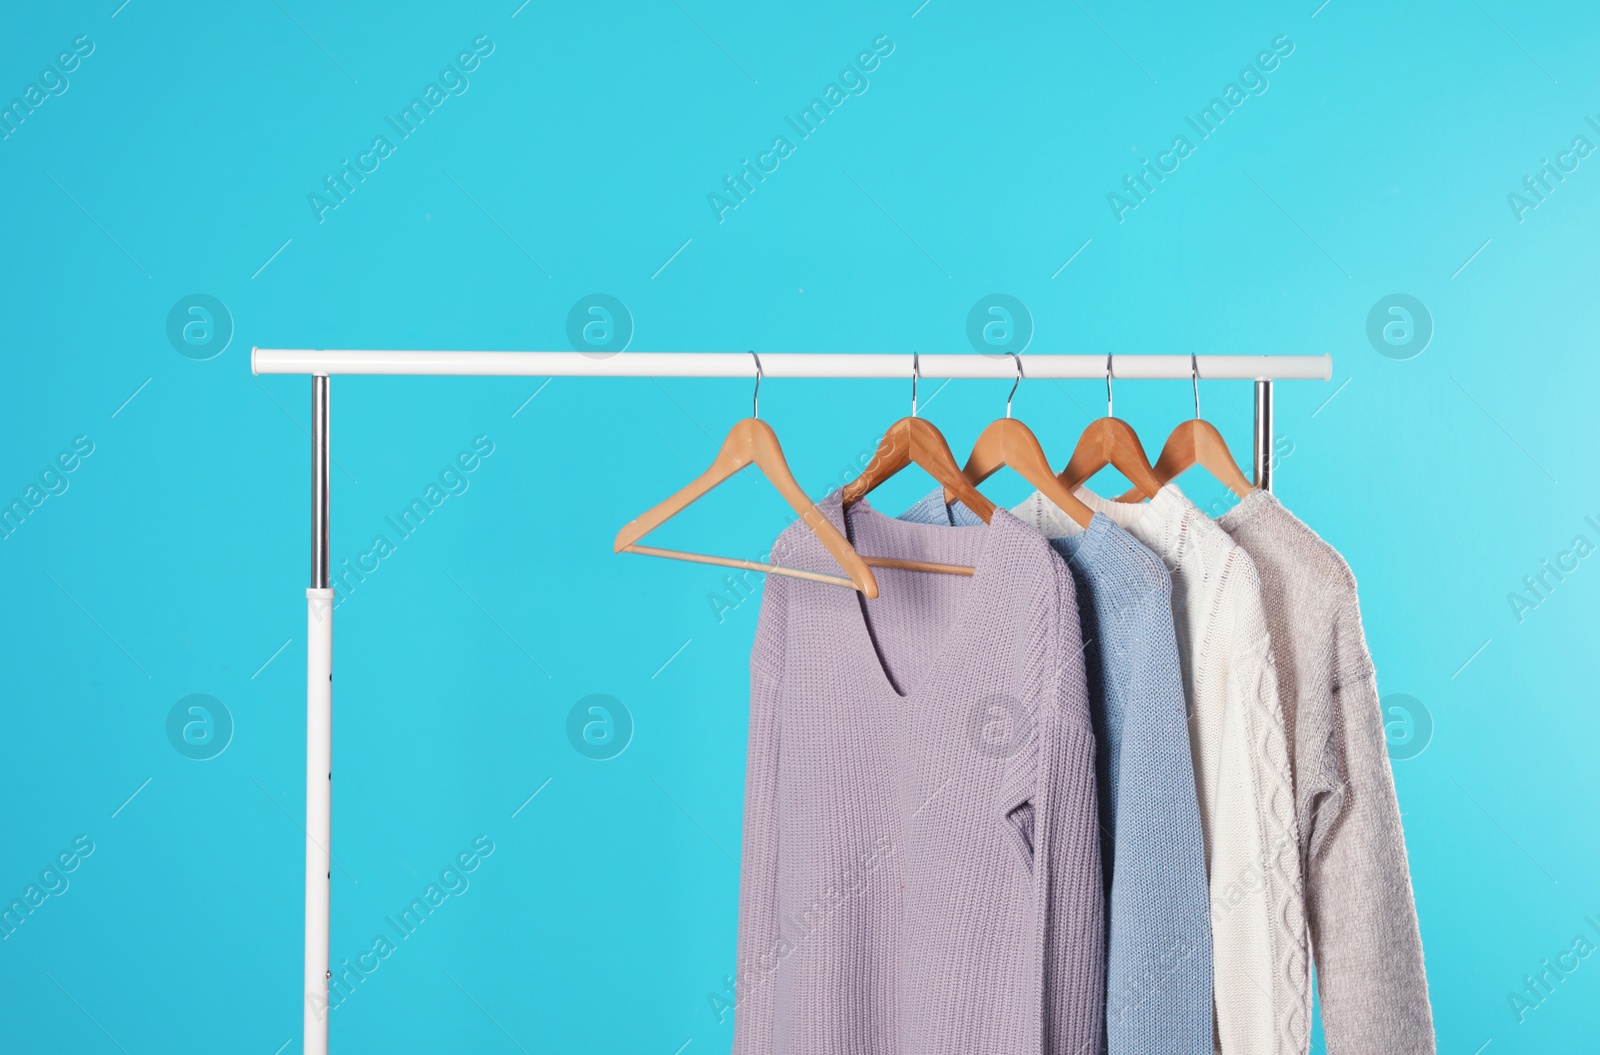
{"left": 615, "top": 355, "right": 880, "bottom": 597}
{"left": 838, "top": 354, "right": 997, "bottom": 578}
{"left": 1058, "top": 353, "right": 1163, "bottom": 499}
{"left": 953, "top": 354, "right": 1093, "bottom": 528}
{"left": 1117, "top": 353, "right": 1254, "bottom": 501}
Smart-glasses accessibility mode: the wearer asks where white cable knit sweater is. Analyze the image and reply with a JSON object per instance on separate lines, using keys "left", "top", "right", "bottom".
{"left": 1024, "top": 485, "right": 1309, "bottom": 1055}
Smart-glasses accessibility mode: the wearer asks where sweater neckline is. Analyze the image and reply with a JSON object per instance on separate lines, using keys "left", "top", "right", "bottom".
{"left": 1071, "top": 482, "right": 1187, "bottom": 538}
{"left": 1010, "top": 492, "right": 1116, "bottom": 564}
{"left": 825, "top": 493, "right": 1009, "bottom": 703}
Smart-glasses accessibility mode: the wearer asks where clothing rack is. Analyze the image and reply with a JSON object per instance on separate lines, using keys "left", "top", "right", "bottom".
{"left": 249, "top": 348, "right": 1331, "bottom": 1055}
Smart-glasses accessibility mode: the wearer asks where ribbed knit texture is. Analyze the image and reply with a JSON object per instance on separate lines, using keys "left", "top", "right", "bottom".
{"left": 902, "top": 490, "right": 1213, "bottom": 1055}
{"left": 1219, "top": 491, "right": 1437, "bottom": 1055}
{"left": 731, "top": 494, "right": 1104, "bottom": 1055}
{"left": 1036, "top": 485, "right": 1308, "bottom": 1055}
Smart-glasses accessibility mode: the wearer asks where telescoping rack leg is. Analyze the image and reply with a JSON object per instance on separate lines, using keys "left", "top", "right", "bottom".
{"left": 305, "top": 375, "right": 333, "bottom": 1053}
{"left": 1253, "top": 378, "right": 1274, "bottom": 493}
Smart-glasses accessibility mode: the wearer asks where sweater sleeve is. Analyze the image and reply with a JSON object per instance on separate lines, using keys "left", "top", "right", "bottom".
{"left": 730, "top": 571, "right": 788, "bottom": 1053}
{"left": 1035, "top": 562, "right": 1106, "bottom": 1055}
{"left": 1307, "top": 602, "right": 1437, "bottom": 1055}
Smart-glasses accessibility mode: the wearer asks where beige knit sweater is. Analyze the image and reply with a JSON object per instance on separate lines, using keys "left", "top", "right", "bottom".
{"left": 1045, "top": 485, "right": 1310, "bottom": 1055}
{"left": 1220, "top": 491, "right": 1436, "bottom": 1054}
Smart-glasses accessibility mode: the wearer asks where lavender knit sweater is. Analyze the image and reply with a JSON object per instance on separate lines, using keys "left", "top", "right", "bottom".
{"left": 902, "top": 491, "right": 1213, "bottom": 1055}
{"left": 732, "top": 494, "right": 1104, "bottom": 1055}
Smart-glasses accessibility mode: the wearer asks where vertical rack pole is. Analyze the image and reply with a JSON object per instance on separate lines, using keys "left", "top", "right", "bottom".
{"left": 305, "top": 375, "right": 333, "bottom": 1054}
{"left": 1253, "top": 378, "right": 1274, "bottom": 493}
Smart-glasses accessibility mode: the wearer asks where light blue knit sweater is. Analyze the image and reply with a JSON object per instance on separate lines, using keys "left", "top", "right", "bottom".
{"left": 901, "top": 490, "right": 1212, "bottom": 1055}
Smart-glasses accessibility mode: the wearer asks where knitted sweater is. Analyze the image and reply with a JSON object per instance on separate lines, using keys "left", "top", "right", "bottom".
{"left": 1031, "top": 485, "right": 1308, "bottom": 1055}
{"left": 1219, "top": 491, "right": 1436, "bottom": 1055}
{"left": 902, "top": 490, "right": 1213, "bottom": 1055}
{"left": 732, "top": 494, "right": 1104, "bottom": 1055}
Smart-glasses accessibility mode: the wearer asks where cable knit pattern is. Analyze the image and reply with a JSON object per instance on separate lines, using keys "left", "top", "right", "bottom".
{"left": 1034, "top": 485, "right": 1308, "bottom": 1055}
{"left": 1219, "top": 491, "right": 1437, "bottom": 1055}
{"left": 731, "top": 494, "right": 1104, "bottom": 1055}
{"left": 902, "top": 490, "right": 1213, "bottom": 1055}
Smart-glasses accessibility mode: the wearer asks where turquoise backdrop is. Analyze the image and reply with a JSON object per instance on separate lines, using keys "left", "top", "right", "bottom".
{"left": 3, "top": 0, "right": 1597, "bottom": 1051}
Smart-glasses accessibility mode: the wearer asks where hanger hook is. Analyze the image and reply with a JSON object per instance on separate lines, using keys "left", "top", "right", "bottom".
{"left": 911, "top": 351, "right": 920, "bottom": 418}
{"left": 1105, "top": 353, "right": 1114, "bottom": 419}
{"left": 1191, "top": 352, "right": 1200, "bottom": 420}
{"left": 1006, "top": 350, "right": 1023, "bottom": 419}
{"left": 750, "top": 350, "right": 762, "bottom": 419}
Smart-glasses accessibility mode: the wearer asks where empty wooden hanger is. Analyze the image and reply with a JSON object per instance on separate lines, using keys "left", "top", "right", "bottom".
{"left": 1058, "top": 353, "right": 1164, "bottom": 499}
{"left": 838, "top": 353, "right": 997, "bottom": 578}
{"left": 1118, "top": 353, "right": 1254, "bottom": 501}
{"left": 954, "top": 352, "right": 1093, "bottom": 528}
{"left": 615, "top": 353, "right": 880, "bottom": 597}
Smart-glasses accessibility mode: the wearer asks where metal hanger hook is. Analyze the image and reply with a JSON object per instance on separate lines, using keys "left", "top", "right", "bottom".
{"left": 1105, "top": 353, "right": 1114, "bottom": 419}
{"left": 1190, "top": 352, "right": 1200, "bottom": 420}
{"left": 750, "top": 350, "right": 762, "bottom": 419}
{"left": 911, "top": 351, "right": 920, "bottom": 418}
{"left": 1006, "top": 351, "right": 1023, "bottom": 419}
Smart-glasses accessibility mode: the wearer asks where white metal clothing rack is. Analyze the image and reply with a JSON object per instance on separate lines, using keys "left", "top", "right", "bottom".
{"left": 250, "top": 348, "right": 1330, "bottom": 1054}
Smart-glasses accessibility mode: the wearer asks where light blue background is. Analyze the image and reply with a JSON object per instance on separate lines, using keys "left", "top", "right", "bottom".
{"left": 3, "top": 0, "right": 1597, "bottom": 1051}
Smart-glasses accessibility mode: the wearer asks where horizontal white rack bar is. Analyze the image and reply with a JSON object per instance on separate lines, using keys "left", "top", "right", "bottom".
{"left": 252, "top": 349, "right": 1331, "bottom": 381}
